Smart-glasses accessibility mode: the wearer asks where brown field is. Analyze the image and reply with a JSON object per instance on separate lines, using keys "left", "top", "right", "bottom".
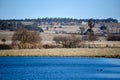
{"left": 0, "top": 48, "right": 120, "bottom": 58}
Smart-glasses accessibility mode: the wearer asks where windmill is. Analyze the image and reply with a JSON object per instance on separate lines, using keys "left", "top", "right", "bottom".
{"left": 87, "top": 19, "right": 96, "bottom": 48}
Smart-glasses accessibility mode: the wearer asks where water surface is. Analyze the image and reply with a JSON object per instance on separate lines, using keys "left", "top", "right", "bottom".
{"left": 0, "top": 57, "right": 120, "bottom": 80}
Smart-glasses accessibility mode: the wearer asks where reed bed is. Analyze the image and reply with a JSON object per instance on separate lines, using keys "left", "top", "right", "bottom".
{"left": 0, "top": 48, "right": 120, "bottom": 58}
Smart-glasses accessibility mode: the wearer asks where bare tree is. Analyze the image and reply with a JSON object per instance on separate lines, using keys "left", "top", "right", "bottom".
{"left": 53, "top": 34, "right": 81, "bottom": 48}
{"left": 12, "top": 28, "right": 42, "bottom": 49}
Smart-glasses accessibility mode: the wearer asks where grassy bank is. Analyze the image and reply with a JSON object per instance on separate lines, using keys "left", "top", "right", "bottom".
{"left": 0, "top": 48, "right": 120, "bottom": 58}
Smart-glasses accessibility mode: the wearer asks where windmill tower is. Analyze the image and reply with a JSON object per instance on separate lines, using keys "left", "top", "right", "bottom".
{"left": 87, "top": 19, "right": 96, "bottom": 48}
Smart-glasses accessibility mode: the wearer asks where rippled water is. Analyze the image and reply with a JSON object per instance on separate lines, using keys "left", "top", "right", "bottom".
{"left": 0, "top": 57, "right": 120, "bottom": 80}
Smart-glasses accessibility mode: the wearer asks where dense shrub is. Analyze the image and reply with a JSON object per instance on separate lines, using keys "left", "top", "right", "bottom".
{"left": 42, "top": 44, "right": 58, "bottom": 49}
{"left": 107, "top": 34, "right": 120, "bottom": 41}
{"left": 1, "top": 39, "right": 6, "bottom": 44}
{"left": 0, "top": 44, "right": 12, "bottom": 50}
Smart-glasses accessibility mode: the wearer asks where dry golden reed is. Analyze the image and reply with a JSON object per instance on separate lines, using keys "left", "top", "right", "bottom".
{"left": 0, "top": 48, "right": 120, "bottom": 58}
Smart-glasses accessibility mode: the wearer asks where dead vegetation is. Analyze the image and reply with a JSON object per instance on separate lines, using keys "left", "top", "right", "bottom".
{"left": 12, "top": 28, "right": 42, "bottom": 49}
{"left": 53, "top": 34, "right": 81, "bottom": 48}
{"left": 0, "top": 48, "right": 120, "bottom": 58}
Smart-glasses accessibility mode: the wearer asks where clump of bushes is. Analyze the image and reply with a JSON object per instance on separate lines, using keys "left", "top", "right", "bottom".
{"left": 43, "top": 44, "right": 57, "bottom": 49}
{"left": 0, "top": 44, "right": 12, "bottom": 50}
{"left": 53, "top": 34, "right": 81, "bottom": 48}
{"left": 107, "top": 34, "right": 120, "bottom": 41}
{"left": 0, "top": 38, "right": 12, "bottom": 50}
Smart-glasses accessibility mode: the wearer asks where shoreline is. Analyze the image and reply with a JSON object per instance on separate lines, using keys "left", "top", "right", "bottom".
{"left": 0, "top": 48, "right": 120, "bottom": 58}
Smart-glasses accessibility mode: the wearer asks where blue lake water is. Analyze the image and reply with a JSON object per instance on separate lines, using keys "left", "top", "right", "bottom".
{"left": 0, "top": 57, "right": 120, "bottom": 80}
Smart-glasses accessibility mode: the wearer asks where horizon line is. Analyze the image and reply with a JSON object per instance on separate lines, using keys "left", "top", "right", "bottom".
{"left": 0, "top": 17, "right": 119, "bottom": 20}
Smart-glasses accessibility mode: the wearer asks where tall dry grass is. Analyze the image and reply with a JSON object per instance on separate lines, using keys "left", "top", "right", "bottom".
{"left": 0, "top": 48, "right": 120, "bottom": 58}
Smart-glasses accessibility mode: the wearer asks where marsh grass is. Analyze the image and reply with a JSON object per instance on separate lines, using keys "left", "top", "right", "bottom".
{"left": 0, "top": 48, "right": 120, "bottom": 58}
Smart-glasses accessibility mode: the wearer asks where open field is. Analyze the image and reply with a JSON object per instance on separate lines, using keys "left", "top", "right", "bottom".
{"left": 0, "top": 48, "right": 120, "bottom": 58}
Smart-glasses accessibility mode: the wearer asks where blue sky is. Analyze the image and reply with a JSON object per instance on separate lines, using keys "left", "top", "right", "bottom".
{"left": 0, "top": 0, "right": 120, "bottom": 21}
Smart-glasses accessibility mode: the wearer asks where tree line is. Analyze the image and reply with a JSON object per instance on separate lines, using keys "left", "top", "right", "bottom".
{"left": 0, "top": 20, "right": 43, "bottom": 32}
{"left": 1, "top": 18, "right": 118, "bottom": 23}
